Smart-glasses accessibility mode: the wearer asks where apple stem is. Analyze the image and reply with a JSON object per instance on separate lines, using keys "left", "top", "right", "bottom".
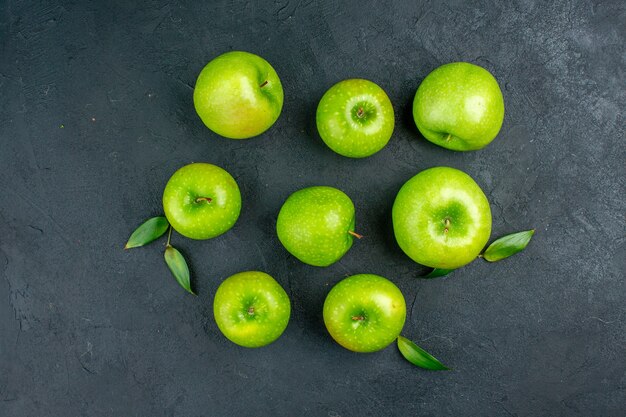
{"left": 351, "top": 315, "right": 365, "bottom": 321}
{"left": 259, "top": 80, "right": 268, "bottom": 88}
{"left": 356, "top": 107, "right": 364, "bottom": 118}
{"left": 348, "top": 230, "right": 363, "bottom": 239}
{"left": 195, "top": 197, "right": 212, "bottom": 204}
{"left": 166, "top": 226, "right": 172, "bottom": 247}
{"left": 445, "top": 133, "right": 452, "bottom": 142}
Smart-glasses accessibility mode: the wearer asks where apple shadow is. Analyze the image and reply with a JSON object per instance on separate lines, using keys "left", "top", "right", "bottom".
{"left": 401, "top": 96, "right": 419, "bottom": 138}
{"left": 282, "top": 260, "right": 334, "bottom": 343}
{"left": 303, "top": 98, "right": 334, "bottom": 156}
{"left": 378, "top": 204, "right": 403, "bottom": 256}
{"left": 370, "top": 180, "right": 435, "bottom": 278}
{"left": 168, "top": 72, "right": 215, "bottom": 144}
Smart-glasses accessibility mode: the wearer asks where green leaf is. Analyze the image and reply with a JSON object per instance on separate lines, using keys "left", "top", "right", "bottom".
{"left": 397, "top": 336, "right": 450, "bottom": 371}
{"left": 483, "top": 230, "right": 535, "bottom": 262}
{"left": 164, "top": 245, "right": 195, "bottom": 295}
{"left": 423, "top": 268, "right": 454, "bottom": 278}
{"left": 125, "top": 216, "right": 169, "bottom": 249}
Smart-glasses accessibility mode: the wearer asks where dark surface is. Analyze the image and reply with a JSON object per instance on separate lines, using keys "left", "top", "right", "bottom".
{"left": 1, "top": 0, "right": 624, "bottom": 416}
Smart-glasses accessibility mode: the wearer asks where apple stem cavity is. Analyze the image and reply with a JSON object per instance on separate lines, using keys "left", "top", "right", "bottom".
{"left": 195, "top": 197, "right": 212, "bottom": 204}
{"left": 259, "top": 80, "right": 268, "bottom": 88}
{"left": 348, "top": 230, "right": 363, "bottom": 239}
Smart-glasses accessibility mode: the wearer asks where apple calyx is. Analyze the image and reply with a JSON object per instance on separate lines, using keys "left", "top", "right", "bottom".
{"left": 247, "top": 306, "right": 256, "bottom": 316}
{"left": 351, "top": 315, "right": 365, "bottom": 321}
{"left": 348, "top": 230, "right": 363, "bottom": 239}
{"left": 259, "top": 80, "right": 268, "bottom": 88}
{"left": 356, "top": 107, "right": 365, "bottom": 118}
{"left": 195, "top": 197, "right": 212, "bottom": 204}
{"left": 443, "top": 218, "right": 451, "bottom": 234}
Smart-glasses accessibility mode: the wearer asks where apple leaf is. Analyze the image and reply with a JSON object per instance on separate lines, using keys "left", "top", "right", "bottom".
{"left": 125, "top": 216, "right": 169, "bottom": 249}
{"left": 424, "top": 268, "right": 454, "bottom": 278}
{"left": 483, "top": 230, "right": 535, "bottom": 262}
{"left": 164, "top": 245, "right": 195, "bottom": 295}
{"left": 397, "top": 336, "right": 450, "bottom": 371}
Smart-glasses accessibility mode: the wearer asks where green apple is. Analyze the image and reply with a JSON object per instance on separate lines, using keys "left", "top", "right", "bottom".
{"left": 392, "top": 166, "right": 492, "bottom": 269}
{"left": 276, "top": 186, "right": 360, "bottom": 267}
{"left": 213, "top": 271, "right": 290, "bottom": 348}
{"left": 413, "top": 62, "right": 504, "bottom": 151}
{"left": 193, "top": 51, "right": 283, "bottom": 139}
{"left": 162, "top": 163, "right": 241, "bottom": 240}
{"left": 316, "top": 79, "right": 394, "bottom": 158}
{"left": 323, "top": 274, "right": 406, "bottom": 352}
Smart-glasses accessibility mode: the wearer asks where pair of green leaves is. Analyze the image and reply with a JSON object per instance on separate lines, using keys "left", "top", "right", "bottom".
{"left": 425, "top": 229, "right": 535, "bottom": 278}
{"left": 125, "top": 216, "right": 195, "bottom": 295}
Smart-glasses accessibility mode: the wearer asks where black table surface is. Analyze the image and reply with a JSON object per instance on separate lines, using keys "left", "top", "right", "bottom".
{"left": 1, "top": 1, "right": 624, "bottom": 416}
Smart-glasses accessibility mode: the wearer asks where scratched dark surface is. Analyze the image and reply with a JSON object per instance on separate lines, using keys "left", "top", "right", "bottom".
{"left": 1, "top": 0, "right": 625, "bottom": 416}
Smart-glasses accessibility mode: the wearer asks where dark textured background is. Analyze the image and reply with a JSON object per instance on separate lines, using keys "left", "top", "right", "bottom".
{"left": 1, "top": 0, "right": 625, "bottom": 416}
